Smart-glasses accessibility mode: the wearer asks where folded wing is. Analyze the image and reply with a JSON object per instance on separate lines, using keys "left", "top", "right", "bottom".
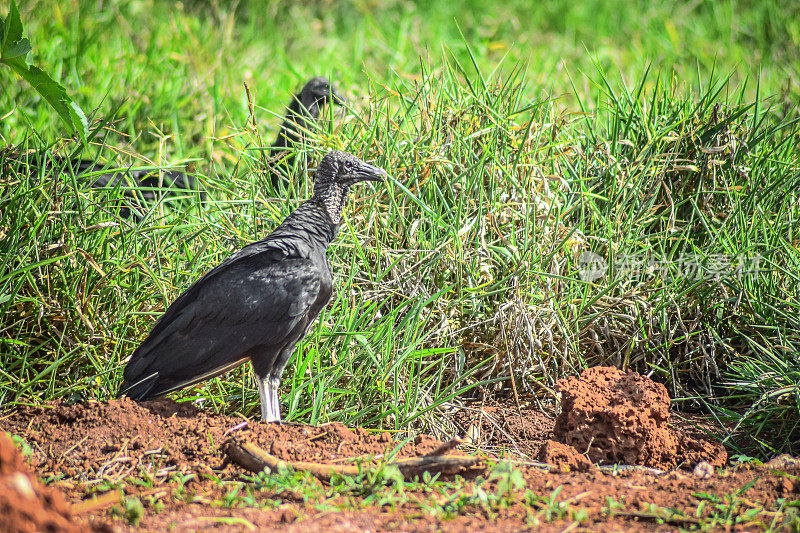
{"left": 119, "top": 245, "right": 322, "bottom": 399}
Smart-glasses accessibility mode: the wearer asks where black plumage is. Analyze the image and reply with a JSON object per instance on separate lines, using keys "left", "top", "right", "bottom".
{"left": 59, "top": 157, "right": 204, "bottom": 219}
{"left": 269, "top": 76, "right": 345, "bottom": 188}
{"left": 118, "top": 150, "right": 387, "bottom": 421}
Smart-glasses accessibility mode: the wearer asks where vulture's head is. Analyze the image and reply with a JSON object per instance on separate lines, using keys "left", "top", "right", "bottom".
{"left": 314, "top": 151, "right": 387, "bottom": 190}
{"left": 312, "top": 151, "right": 387, "bottom": 224}
{"left": 299, "top": 76, "right": 346, "bottom": 109}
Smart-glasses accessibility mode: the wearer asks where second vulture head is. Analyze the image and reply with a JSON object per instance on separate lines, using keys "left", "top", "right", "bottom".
{"left": 298, "top": 76, "right": 346, "bottom": 112}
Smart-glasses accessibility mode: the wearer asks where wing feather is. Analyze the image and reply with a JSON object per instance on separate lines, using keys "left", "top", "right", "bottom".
{"left": 119, "top": 246, "right": 323, "bottom": 399}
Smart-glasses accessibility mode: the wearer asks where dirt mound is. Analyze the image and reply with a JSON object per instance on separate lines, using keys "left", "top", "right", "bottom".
{"left": 538, "top": 440, "right": 594, "bottom": 472}
{"left": 553, "top": 366, "right": 726, "bottom": 470}
{"left": 0, "top": 431, "right": 85, "bottom": 533}
{"left": 0, "top": 398, "right": 444, "bottom": 484}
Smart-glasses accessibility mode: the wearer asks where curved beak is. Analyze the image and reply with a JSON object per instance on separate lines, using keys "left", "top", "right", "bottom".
{"left": 330, "top": 85, "right": 346, "bottom": 106}
{"left": 353, "top": 161, "right": 389, "bottom": 183}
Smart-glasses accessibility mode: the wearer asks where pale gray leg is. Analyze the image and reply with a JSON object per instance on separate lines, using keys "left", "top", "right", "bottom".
{"left": 266, "top": 376, "right": 282, "bottom": 422}
{"left": 257, "top": 375, "right": 272, "bottom": 421}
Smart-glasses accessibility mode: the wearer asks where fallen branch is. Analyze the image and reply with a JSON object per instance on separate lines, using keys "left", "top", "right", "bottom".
{"left": 223, "top": 438, "right": 480, "bottom": 482}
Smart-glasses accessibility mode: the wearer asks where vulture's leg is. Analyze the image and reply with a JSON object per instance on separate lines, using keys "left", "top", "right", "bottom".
{"left": 266, "top": 377, "right": 282, "bottom": 422}
{"left": 257, "top": 375, "right": 277, "bottom": 422}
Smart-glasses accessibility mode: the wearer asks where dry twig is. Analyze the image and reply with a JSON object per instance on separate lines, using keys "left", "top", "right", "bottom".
{"left": 223, "top": 438, "right": 480, "bottom": 482}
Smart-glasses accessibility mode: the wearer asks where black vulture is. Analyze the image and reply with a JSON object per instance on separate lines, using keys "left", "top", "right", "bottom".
{"left": 269, "top": 76, "right": 345, "bottom": 188}
{"left": 118, "top": 150, "right": 387, "bottom": 421}
{"left": 56, "top": 157, "right": 204, "bottom": 219}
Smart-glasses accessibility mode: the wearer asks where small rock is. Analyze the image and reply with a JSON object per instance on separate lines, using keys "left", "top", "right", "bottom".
{"left": 276, "top": 504, "right": 298, "bottom": 523}
{"left": 539, "top": 440, "right": 595, "bottom": 472}
{"left": 270, "top": 441, "right": 291, "bottom": 460}
{"left": 464, "top": 423, "right": 481, "bottom": 446}
{"left": 324, "top": 422, "right": 357, "bottom": 442}
{"left": 780, "top": 476, "right": 799, "bottom": 494}
{"left": 764, "top": 454, "right": 800, "bottom": 470}
{"left": 693, "top": 461, "right": 714, "bottom": 479}
{"left": 6, "top": 472, "right": 35, "bottom": 499}
{"left": 193, "top": 464, "right": 214, "bottom": 478}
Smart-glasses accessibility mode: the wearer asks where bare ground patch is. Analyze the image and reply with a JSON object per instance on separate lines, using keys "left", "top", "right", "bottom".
{"left": 2, "top": 368, "right": 798, "bottom": 531}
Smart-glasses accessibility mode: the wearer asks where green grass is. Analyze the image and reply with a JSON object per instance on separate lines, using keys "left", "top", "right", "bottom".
{"left": 1, "top": 0, "right": 799, "bottom": 456}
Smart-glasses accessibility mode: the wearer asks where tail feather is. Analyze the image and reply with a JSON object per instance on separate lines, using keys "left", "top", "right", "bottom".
{"left": 119, "top": 324, "right": 253, "bottom": 401}
{"left": 117, "top": 371, "right": 159, "bottom": 400}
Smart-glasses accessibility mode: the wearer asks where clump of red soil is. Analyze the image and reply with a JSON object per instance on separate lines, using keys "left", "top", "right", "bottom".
{"left": 0, "top": 432, "right": 84, "bottom": 533}
{"left": 538, "top": 440, "right": 594, "bottom": 472}
{"left": 553, "top": 366, "right": 726, "bottom": 470}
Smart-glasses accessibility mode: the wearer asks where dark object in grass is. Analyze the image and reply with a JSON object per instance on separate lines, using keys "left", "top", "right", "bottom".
{"left": 118, "top": 150, "right": 387, "bottom": 421}
{"left": 63, "top": 158, "right": 205, "bottom": 219}
{"left": 7, "top": 152, "right": 204, "bottom": 219}
{"left": 269, "top": 76, "right": 345, "bottom": 189}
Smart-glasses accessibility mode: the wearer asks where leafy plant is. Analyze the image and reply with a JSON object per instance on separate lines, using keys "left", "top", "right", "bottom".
{"left": 1, "top": 0, "right": 87, "bottom": 139}
{"left": 488, "top": 461, "right": 525, "bottom": 498}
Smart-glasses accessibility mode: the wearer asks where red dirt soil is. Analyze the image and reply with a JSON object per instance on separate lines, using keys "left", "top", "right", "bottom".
{"left": 553, "top": 366, "right": 727, "bottom": 470}
{"left": 538, "top": 439, "right": 595, "bottom": 472}
{"left": 0, "top": 367, "right": 797, "bottom": 531}
{"left": 1, "top": 398, "right": 443, "bottom": 482}
{"left": 0, "top": 431, "right": 85, "bottom": 533}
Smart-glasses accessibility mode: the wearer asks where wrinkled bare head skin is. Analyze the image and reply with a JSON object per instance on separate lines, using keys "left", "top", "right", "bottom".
{"left": 313, "top": 150, "right": 387, "bottom": 189}
{"left": 312, "top": 151, "right": 388, "bottom": 224}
